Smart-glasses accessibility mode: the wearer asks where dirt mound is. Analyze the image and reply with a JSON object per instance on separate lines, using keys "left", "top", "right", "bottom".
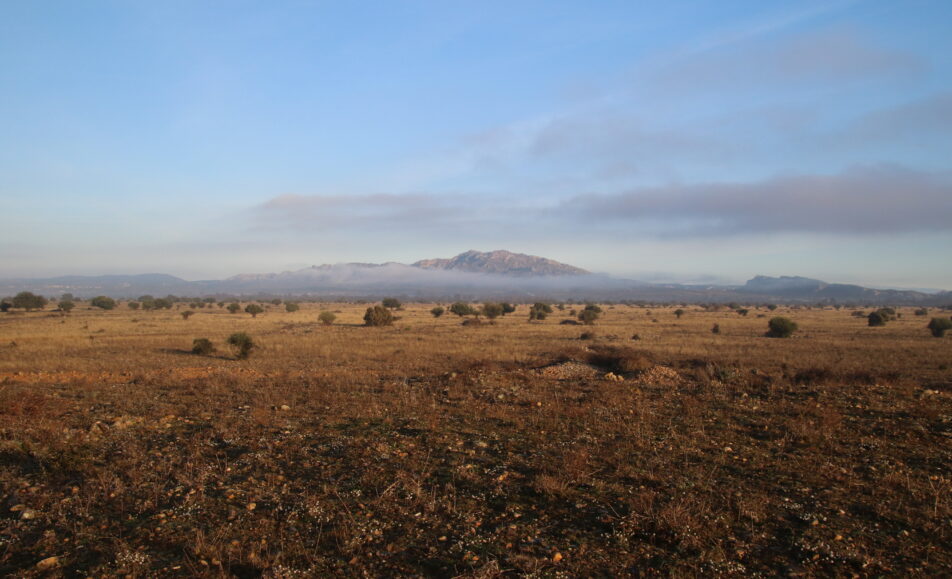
{"left": 633, "top": 365, "right": 683, "bottom": 386}
{"left": 536, "top": 361, "right": 600, "bottom": 380}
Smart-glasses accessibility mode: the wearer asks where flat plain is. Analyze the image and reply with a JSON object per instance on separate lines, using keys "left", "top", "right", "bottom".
{"left": 1, "top": 302, "right": 950, "bottom": 576}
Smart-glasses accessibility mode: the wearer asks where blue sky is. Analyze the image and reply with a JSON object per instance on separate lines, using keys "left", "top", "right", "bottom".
{"left": 2, "top": 0, "right": 951, "bottom": 287}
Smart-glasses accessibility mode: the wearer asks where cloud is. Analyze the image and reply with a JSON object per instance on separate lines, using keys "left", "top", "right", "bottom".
{"left": 257, "top": 193, "right": 461, "bottom": 228}
{"left": 644, "top": 28, "right": 923, "bottom": 97}
{"left": 562, "top": 165, "right": 952, "bottom": 235}
{"left": 837, "top": 92, "right": 952, "bottom": 143}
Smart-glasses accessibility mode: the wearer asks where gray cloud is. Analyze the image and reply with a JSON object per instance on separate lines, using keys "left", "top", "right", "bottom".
{"left": 563, "top": 165, "right": 952, "bottom": 235}
{"left": 836, "top": 92, "right": 952, "bottom": 143}
{"left": 258, "top": 193, "right": 463, "bottom": 228}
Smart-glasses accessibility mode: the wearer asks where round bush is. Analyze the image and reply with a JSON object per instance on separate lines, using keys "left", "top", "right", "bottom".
{"left": 765, "top": 317, "right": 798, "bottom": 338}
{"left": 226, "top": 332, "right": 255, "bottom": 359}
{"left": 927, "top": 317, "right": 952, "bottom": 338}
{"left": 192, "top": 338, "right": 216, "bottom": 356}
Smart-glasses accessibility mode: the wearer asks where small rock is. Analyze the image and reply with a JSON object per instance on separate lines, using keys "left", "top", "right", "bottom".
{"left": 36, "top": 556, "right": 60, "bottom": 570}
{"left": 553, "top": 552, "right": 563, "bottom": 562}
{"left": 279, "top": 405, "right": 291, "bottom": 411}
{"left": 20, "top": 508, "right": 38, "bottom": 520}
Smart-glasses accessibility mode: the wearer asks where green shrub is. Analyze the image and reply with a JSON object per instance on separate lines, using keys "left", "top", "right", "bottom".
{"left": 12, "top": 291, "right": 48, "bottom": 311}
{"left": 450, "top": 302, "right": 476, "bottom": 317}
{"left": 58, "top": 300, "right": 75, "bottom": 314}
{"left": 181, "top": 310, "right": 194, "bottom": 320}
{"left": 927, "top": 317, "right": 952, "bottom": 338}
{"left": 430, "top": 306, "right": 445, "bottom": 318}
{"left": 128, "top": 301, "right": 140, "bottom": 310}
{"left": 382, "top": 298, "right": 401, "bottom": 310}
{"left": 867, "top": 311, "right": 887, "bottom": 327}
{"left": 245, "top": 304, "right": 264, "bottom": 318}
{"left": 529, "top": 303, "right": 553, "bottom": 321}
{"left": 578, "top": 307, "right": 600, "bottom": 325}
{"left": 482, "top": 303, "right": 504, "bottom": 319}
{"left": 285, "top": 302, "right": 300, "bottom": 313}
{"left": 227, "top": 303, "right": 241, "bottom": 314}
{"left": 711, "top": 323, "right": 720, "bottom": 335}
{"left": 226, "top": 332, "right": 255, "bottom": 359}
{"left": 90, "top": 296, "right": 116, "bottom": 310}
{"left": 914, "top": 308, "right": 929, "bottom": 316}
{"left": 192, "top": 338, "right": 215, "bottom": 356}
{"left": 674, "top": 309, "right": 685, "bottom": 319}
{"left": 766, "top": 317, "right": 797, "bottom": 338}
{"left": 364, "top": 305, "right": 394, "bottom": 326}
{"left": 318, "top": 311, "right": 336, "bottom": 325}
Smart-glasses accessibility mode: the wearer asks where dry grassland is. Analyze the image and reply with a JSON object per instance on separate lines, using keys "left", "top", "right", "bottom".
{"left": 1, "top": 302, "right": 950, "bottom": 576}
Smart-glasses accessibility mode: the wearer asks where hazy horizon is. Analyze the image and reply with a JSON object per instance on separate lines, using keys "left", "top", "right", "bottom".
{"left": 3, "top": 1, "right": 951, "bottom": 288}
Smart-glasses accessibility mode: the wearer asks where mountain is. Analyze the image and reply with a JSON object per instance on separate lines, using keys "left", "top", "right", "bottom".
{"left": 413, "top": 250, "right": 588, "bottom": 276}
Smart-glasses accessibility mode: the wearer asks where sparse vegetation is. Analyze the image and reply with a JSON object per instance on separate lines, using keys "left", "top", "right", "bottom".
{"left": 868, "top": 311, "right": 887, "bottom": 327}
{"left": 528, "top": 302, "right": 553, "bottom": 321}
{"left": 578, "top": 304, "right": 601, "bottom": 325}
{"left": 0, "top": 303, "right": 949, "bottom": 576}
{"left": 481, "top": 302, "right": 504, "bottom": 319}
{"left": 227, "top": 302, "right": 241, "bottom": 314}
{"left": 430, "top": 306, "right": 445, "bottom": 318}
{"left": 58, "top": 300, "right": 75, "bottom": 314}
{"left": 181, "top": 310, "right": 194, "bottom": 320}
{"left": 382, "top": 297, "right": 401, "bottom": 310}
{"left": 318, "top": 311, "right": 336, "bottom": 325}
{"left": 285, "top": 302, "right": 300, "bottom": 313}
{"left": 245, "top": 304, "right": 264, "bottom": 318}
{"left": 449, "top": 302, "right": 476, "bottom": 317}
{"left": 674, "top": 308, "right": 685, "bottom": 318}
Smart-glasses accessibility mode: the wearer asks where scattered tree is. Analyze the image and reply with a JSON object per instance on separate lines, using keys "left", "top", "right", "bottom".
{"left": 227, "top": 303, "right": 241, "bottom": 314}
{"left": 450, "top": 302, "right": 476, "bottom": 317}
{"left": 12, "top": 291, "right": 48, "bottom": 311}
{"left": 766, "top": 304, "right": 778, "bottom": 311}
{"left": 927, "top": 317, "right": 952, "bottom": 338}
{"left": 766, "top": 316, "right": 798, "bottom": 338}
{"left": 226, "top": 332, "right": 255, "bottom": 359}
{"left": 482, "top": 302, "right": 504, "bottom": 320}
{"left": 736, "top": 308, "right": 749, "bottom": 316}
{"left": 271, "top": 298, "right": 283, "bottom": 306}
{"left": 245, "top": 304, "right": 264, "bottom": 318}
{"left": 364, "top": 305, "right": 394, "bottom": 326}
{"left": 711, "top": 323, "right": 720, "bottom": 334}
{"left": 501, "top": 303, "right": 517, "bottom": 315}
{"left": 192, "top": 338, "right": 215, "bottom": 356}
{"left": 58, "top": 300, "right": 75, "bottom": 314}
{"left": 430, "top": 306, "right": 445, "bottom": 318}
{"left": 90, "top": 296, "right": 116, "bottom": 310}
{"left": 914, "top": 308, "right": 929, "bottom": 316}
{"left": 578, "top": 304, "right": 601, "bottom": 325}
{"left": 181, "top": 310, "right": 194, "bottom": 320}
{"left": 128, "top": 301, "right": 141, "bottom": 310}
{"left": 318, "top": 311, "right": 336, "bottom": 326}
{"left": 285, "top": 302, "right": 300, "bottom": 313}
{"left": 382, "top": 298, "right": 402, "bottom": 310}
{"left": 674, "top": 309, "right": 685, "bottom": 319}
{"left": 867, "top": 311, "right": 887, "bottom": 327}
{"left": 528, "top": 302, "right": 553, "bottom": 321}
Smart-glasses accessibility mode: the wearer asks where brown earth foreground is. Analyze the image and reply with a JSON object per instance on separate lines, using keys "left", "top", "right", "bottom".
{"left": 0, "top": 302, "right": 950, "bottom": 576}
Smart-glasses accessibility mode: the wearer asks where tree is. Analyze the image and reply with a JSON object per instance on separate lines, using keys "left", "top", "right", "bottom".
{"left": 711, "top": 323, "right": 720, "bottom": 334}
{"left": 767, "top": 304, "right": 778, "bottom": 311}
{"left": 227, "top": 303, "right": 241, "bottom": 314}
{"left": 430, "top": 306, "right": 445, "bottom": 318}
{"left": 128, "top": 301, "right": 141, "bottom": 310}
{"left": 319, "top": 311, "right": 336, "bottom": 325}
{"left": 528, "top": 302, "right": 553, "bottom": 321}
{"left": 674, "top": 309, "right": 685, "bottom": 319}
{"left": 245, "top": 304, "right": 264, "bottom": 318}
{"left": 90, "top": 296, "right": 116, "bottom": 310}
{"left": 12, "top": 292, "right": 48, "bottom": 311}
{"left": 61, "top": 293, "right": 75, "bottom": 302}
{"left": 152, "top": 298, "right": 173, "bottom": 310}
{"left": 364, "top": 305, "right": 394, "bottom": 326}
{"left": 271, "top": 298, "right": 283, "bottom": 306}
{"left": 927, "top": 317, "right": 952, "bottom": 338}
{"left": 482, "top": 302, "right": 504, "bottom": 320}
{"left": 450, "top": 302, "right": 476, "bottom": 317}
{"left": 501, "top": 303, "right": 516, "bottom": 315}
{"left": 736, "top": 308, "right": 749, "bottom": 316}
{"left": 285, "top": 302, "right": 300, "bottom": 313}
{"left": 181, "top": 310, "right": 194, "bottom": 320}
{"left": 867, "top": 311, "right": 887, "bottom": 327}
{"left": 578, "top": 304, "right": 601, "bottom": 325}
{"left": 58, "top": 300, "right": 75, "bottom": 314}
{"left": 914, "top": 308, "right": 929, "bottom": 316}
{"left": 226, "top": 332, "right": 255, "bottom": 359}
{"left": 766, "top": 317, "right": 798, "bottom": 338}
{"left": 382, "top": 298, "right": 402, "bottom": 310}
{"left": 0, "top": 300, "right": 11, "bottom": 312}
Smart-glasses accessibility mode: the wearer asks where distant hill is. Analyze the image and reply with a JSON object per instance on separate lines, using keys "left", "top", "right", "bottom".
{"left": 1, "top": 255, "right": 949, "bottom": 304}
{"left": 413, "top": 250, "right": 588, "bottom": 276}
{"left": 738, "top": 275, "right": 936, "bottom": 303}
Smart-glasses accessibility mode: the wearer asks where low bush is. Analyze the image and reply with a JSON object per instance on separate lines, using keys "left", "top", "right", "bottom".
{"left": 226, "top": 333, "right": 255, "bottom": 359}
{"left": 927, "top": 317, "right": 952, "bottom": 338}
{"left": 364, "top": 305, "right": 394, "bottom": 326}
{"left": 766, "top": 317, "right": 797, "bottom": 338}
{"left": 192, "top": 338, "right": 215, "bottom": 356}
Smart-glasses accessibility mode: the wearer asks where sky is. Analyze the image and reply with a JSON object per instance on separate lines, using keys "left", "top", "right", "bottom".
{"left": 2, "top": 0, "right": 951, "bottom": 288}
